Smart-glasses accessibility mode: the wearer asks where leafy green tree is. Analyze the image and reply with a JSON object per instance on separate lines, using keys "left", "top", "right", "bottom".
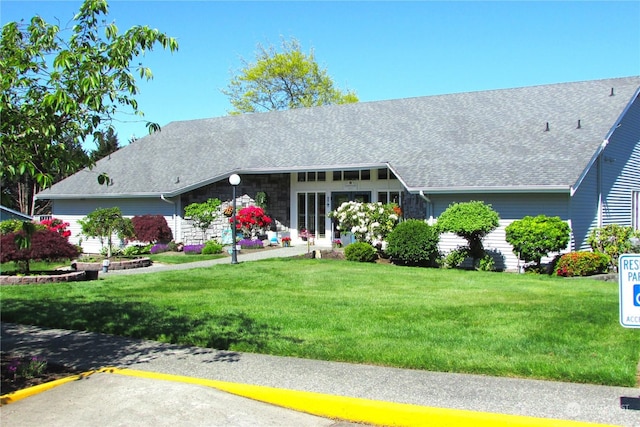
{"left": 184, "top": 198, "right": 222, "bottom": 241}
{"left": 436, "top": 201, "right": 500, "bottom": 268}
{"left": 223, "top": 38, "right": 358, "bottom": 114}
{"left": 0, "top": 0, "right": 178, "bottom": 201}
{"left": 90, "top": 127, "right": 120, "bottom": 162}
{"left": 505, "top": 215, "right": 571, "bottom": 269}
{"left": 78, "top": 207, "right": 135, "bottom": 257}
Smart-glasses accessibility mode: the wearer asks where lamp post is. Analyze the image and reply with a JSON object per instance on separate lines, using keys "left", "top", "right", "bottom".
{"left": 229, "top": 174, "right": 241, "bottom": 264}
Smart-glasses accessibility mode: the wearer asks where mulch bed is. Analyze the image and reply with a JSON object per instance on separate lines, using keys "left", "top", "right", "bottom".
{"left": 0, "top": 352, "right": 82, "bottom": 395}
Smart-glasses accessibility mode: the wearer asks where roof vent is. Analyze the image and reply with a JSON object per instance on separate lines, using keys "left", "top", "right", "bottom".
{"left": 577, "top": 119, "right": 582, "bottom": 129}
{"left": 175, "top": 176, "right": 180, "bottom": 184}
{"left": 544, "top": 122, "right": 550, "bottom": 132}
{"left": 610, "top": 87, "right": 615, "bottom": 96}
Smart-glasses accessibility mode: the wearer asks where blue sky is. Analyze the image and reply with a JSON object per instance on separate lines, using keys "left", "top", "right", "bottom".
{"left": 2, "top": 1, "right": 639, "bottom": 146}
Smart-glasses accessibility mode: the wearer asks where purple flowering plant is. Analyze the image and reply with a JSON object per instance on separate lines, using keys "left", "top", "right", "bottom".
{"left": 183, "top": 244, "right": 205, "bottom": 255}
{"left": 8, "top": 356, "right": 48, "bottom": 380}
{"left": 238, "top": 239, "right": 263, "bottom": 249}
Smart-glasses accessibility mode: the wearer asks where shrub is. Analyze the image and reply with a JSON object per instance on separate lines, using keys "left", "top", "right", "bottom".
{"left": 183, "top": 244, "right": 204, "bottom": 255}
{"left": 131, "top": 215, "right": 173, "bottom": 243}
{"left": 234, "top": 207, "right": 272, "bottom": 239}
{"left": 505, "top": 215, "right": 571, "bottom": 268}
{"left": 40, "top": 218, "right": 71, "bottom": 239}
{"left": 344, "top": 242, "right": 377, "bottom": 263}
{"left": 441, "top": 247, "right": 469, "bottom": 269}
{"left": 202, "top": 240, "right": 223, "bottom": 254}
{"left": 477, "top": 254, "right": 496, "bottom": 272}
{"left": 385, "top": 219, "right": 439, "bottom": 266}
{"left": 588, "top": 224, "right": 640, "bottom": 271}
{"left": 123, "top": 244, "right": 152, "bottom": 256}
{"left": 0, "top": 219, "right": 25, "bottom": 235}
{"left": 238, "top": 238, "right": 264, "bottom": 249}
{"left": 555, "top": 252, "right": 610, "bottom": 277}
{"left": 1, "top": 229, "right": 80, "bottom": 274}
{"left": 329, "top": 201, "right": 399, "bottom": 243}
{"left": 436, "top": 201, "right": 499, "bottom": 268}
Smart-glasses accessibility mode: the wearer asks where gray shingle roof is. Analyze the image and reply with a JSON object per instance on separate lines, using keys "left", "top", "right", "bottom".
{"left": 37, "top": 76, "right": 640, "bottom": 199}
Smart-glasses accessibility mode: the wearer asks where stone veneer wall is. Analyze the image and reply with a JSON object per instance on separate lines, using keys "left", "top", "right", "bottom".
{"left": 401, "top": 192, "right": 427, "bottom": 220}
{"left": 180, "top": 174, "right": 291, "bottom": 245}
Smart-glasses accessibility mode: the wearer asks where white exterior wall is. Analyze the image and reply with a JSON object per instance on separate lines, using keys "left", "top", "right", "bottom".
{"left": 571, "top": 93, "right": 640, "bottom": 249}
{"left": 51, "top": 197, "right": 180, "bottom": 254}
{"left": 429, "top": 193, "right": 571, "bottom": 271}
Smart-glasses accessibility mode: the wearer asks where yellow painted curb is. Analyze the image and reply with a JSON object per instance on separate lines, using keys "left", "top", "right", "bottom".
{"left": 106, "top": 367, "right": 619, "bottom": 427}
{"left": 0, "top": 370, "right": 98, "bottom": 405}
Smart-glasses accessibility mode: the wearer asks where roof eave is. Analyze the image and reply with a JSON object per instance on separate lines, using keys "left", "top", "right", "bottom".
{"left": 408, "top": 185, "right": 572, "bottom": 195}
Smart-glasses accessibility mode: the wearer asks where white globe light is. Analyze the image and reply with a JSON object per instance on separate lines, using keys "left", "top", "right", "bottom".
{"left": 229, "top": 174, "right": 241, "bottom": 186}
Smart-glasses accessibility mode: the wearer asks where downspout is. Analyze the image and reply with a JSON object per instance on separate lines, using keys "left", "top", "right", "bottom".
{"left": 597, "top": 153, "right": 603, "bottom": 228}
{"left": 419, "top": 191, "right": 434, "bottom": 225}
{"left": 160, "top": 195, "right": 179, "bottom": 242}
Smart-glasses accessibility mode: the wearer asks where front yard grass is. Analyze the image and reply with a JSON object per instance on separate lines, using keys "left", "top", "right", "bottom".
{"left": 1, "top": 258, "right": 638, "bottom": 387}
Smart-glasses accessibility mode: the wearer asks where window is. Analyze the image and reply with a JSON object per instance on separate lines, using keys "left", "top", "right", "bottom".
{"left": 633, "top": 191, "right": 640, "bottom": 230}
{"left": 378, "top": 191, "right": 401, "bottom": 205}
{"left": 317, "top": 171, "right": 326, "bottom": 182}
{"left": 297, "top": 192, "right": 326, "bottom": 238}
{"left": 297, "top": 173, "right": 306, "bottom": 182}
{"left": 333, "top": 171, "right": 342, "bottom": 181}
{"left": 378, "top": 168, "right": 397, "bottom": 180}
{"left": 344, "top": 170, "right": 359, "bottom": 180}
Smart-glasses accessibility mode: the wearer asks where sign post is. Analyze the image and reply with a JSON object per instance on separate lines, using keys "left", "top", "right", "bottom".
{"left": 619, "top": 254, "right": 640, "bottom": 328}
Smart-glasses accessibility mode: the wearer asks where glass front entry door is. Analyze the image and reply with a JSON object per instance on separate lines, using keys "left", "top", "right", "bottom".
{"left": 331, "top": 192, "right": 371, "bottom": 240}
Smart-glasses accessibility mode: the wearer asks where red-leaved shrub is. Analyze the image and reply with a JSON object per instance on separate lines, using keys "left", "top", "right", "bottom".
{"left": 555, "top": 251, "right": 610, "bottom": 277}
{"left": 131, "top": 215, "right": 173, "bottom": 244}
{"left": 1, "top": 229, "right": 80, "bottom": 273}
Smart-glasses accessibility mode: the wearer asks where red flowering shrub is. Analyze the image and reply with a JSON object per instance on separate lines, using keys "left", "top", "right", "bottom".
{"left": 131, "top": 215, "right": 173, "bottom": 243}
{"left": 1, "top": 229, "right": 80, "bottom": 274}
{"left": 232, "top": 206, "right": 272, "bottom": 238}
{"left": 555, "top": 251, "right": 610, "bottom": 277}
{"left": 40, "top": 218, "right": 71, "bottom": 239}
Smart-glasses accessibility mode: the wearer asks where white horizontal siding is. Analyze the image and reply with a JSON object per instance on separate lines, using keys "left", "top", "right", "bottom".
{"left": 51, "top": 197, "right": 179, "bottom": 254}
{"left": 432, "top": 193, "right": 571, "bottom": 271}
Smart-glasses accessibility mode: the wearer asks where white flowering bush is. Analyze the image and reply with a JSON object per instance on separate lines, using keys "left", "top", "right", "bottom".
{"left": 329, "top": 201, "right": 400, "bottom": 243}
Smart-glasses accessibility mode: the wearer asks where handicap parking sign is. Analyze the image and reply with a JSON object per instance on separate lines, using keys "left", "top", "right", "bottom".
{"left": 619, "top": 254, "right": 640, "bottom": 328}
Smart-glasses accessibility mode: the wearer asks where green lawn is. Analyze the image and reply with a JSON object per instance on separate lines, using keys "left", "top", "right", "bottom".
{"left": 1, "top": 258, "right": 638, "bottom": 386}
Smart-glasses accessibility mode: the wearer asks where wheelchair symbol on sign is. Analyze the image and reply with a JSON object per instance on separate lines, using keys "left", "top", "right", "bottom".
{"left": 634, "top": 284, "right": 640, "bottom": 307}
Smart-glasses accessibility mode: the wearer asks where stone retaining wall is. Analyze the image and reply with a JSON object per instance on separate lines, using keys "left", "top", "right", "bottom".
{"left": 74, "top": 257, "right": 152, "bottom": 271}
{"left": 1, "top": 271, "right": 86, "bottom": 285}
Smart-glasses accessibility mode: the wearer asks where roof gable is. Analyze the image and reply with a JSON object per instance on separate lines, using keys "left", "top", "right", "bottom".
{"left": 38, "top": 76, "right": 640, "bottom": 199}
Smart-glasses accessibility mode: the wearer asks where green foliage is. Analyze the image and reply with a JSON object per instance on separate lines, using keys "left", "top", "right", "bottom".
{"left": 505, "top": 215, "right": 571, "bottom": 267}
{"left": 0, "top": 0, "right": 178, "bottom": 193}
{"left": 90, "top": 127, "right": 120, "bottom": 162}
{"left": 202, "top": 240, "right": 223, "bottom": 255}
{"left": 477, "top": 254, "right": 496, "bottom": 272}
{"left": 587, "top": 224, "right": 640, "bottom": 271}
{"left": 436, "top": 201, "right": 500, "bottom": 267}
{"left": 344, "top": 242, "right": 377, "bottom": 263}
{"left": 223, "top": 38, "right": 358, "bottom": 114}
{"left": 184, "top": 198, "right": 222, "bottom": 240}
{"left": 122, "top": 244, "right": 151, "bottom": 256}
{"left": 555, "top": 252, "right": 610, "bottom": 277}
{"left": 385, "top": 219, "right": 440, "bottom": 266}
{"left": 441, "top": 247, "right": 469, "bottom": 269}
{"left": 330, "top": 201, "right": 400, "bottom": 243}
{"left": 78, "top": 207, "right": 135, "bottom": 257}
{"left": 0, "top": 219, "right": 27, "bottom": 235}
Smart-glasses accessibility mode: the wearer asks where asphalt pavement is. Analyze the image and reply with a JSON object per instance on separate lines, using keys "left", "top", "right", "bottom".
{"left": 1, "top": 245, "right": 640, "bottom": 426}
